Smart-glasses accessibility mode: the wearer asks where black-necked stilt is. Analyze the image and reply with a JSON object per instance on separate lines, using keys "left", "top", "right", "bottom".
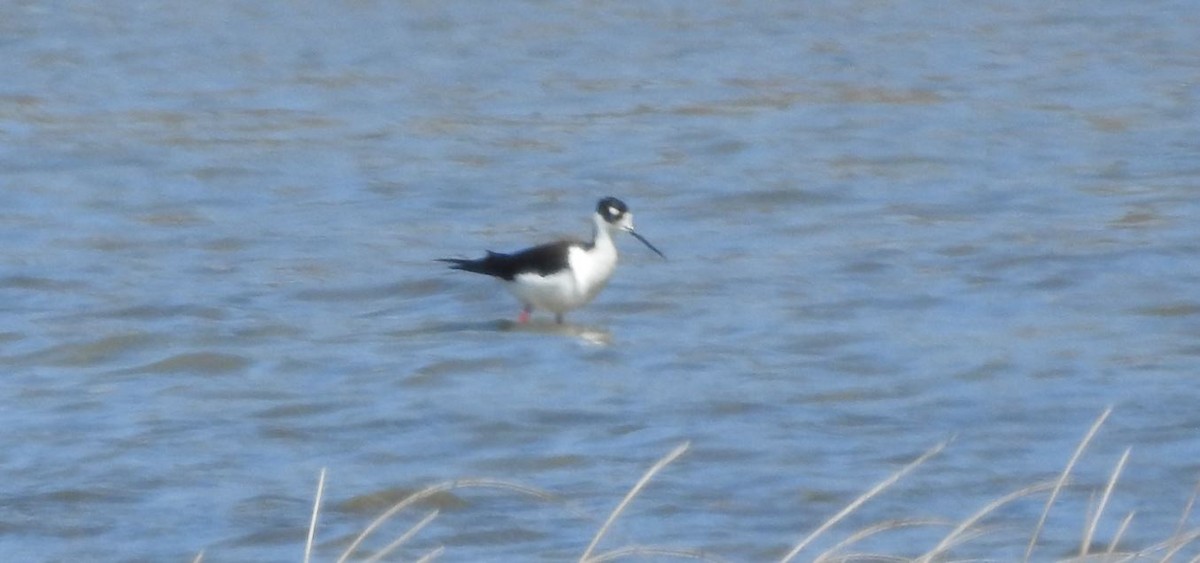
{"left": 439, "top": 197, "right": 665, "bottom": 324}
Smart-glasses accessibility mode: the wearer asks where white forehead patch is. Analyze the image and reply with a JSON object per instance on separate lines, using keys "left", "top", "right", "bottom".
{"left": 607, "top": 206, "right": 620, "bottom": 217}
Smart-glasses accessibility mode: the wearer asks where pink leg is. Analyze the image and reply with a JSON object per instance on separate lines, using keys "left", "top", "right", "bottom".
{"left": 517, "top": 306, "right": 532, "bottom": 324}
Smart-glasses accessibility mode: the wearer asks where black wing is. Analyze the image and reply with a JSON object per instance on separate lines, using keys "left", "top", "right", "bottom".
{"left": 438, "top": 241, "right": 574, "bottom": 281}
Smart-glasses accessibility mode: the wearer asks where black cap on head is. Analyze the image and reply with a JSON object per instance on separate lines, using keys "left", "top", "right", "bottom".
{"left": 595, "top": 196, "right": 665, "bottom": 259}
{"left": 597, "top": 197, "right": 628, "bottom": 222}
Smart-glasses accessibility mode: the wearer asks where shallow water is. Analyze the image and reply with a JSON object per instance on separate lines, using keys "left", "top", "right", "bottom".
{"left": 3, "top": 1, "right": 1199, "bottom": 561}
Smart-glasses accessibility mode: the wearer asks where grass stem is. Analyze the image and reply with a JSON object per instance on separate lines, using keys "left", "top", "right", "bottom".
{"left": 1024, "top": 405, "right": 1113, "bottom": 562}
{"left": 779, "top": 439, "right": 948, "bottom": 563}
{"left": 305, "top": 468, "right": 326, "bottom": 563}
{"left": 580, "top": 441, "right": 690, "bottom": 562}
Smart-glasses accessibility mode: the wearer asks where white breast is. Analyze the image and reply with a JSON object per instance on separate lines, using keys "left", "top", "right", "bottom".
{"left": 505, "top": 241, "right": 618, "bottom": 315}
{"left": 568, "top": 241, "right": 618, "bottom": 303}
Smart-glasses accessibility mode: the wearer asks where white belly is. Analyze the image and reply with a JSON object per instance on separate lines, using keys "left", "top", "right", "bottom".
{"left": 505, "top": 244, "right": 617, "bottom": 314}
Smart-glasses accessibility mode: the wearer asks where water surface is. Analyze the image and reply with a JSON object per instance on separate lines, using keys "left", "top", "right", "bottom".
{"left": 2, "top": 1, "right": 1199, "bottom": 561}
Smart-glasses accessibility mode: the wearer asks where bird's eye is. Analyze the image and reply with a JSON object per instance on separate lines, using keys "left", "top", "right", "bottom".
{"left": 608, "top": 206, "right": 620, "bottom": 217}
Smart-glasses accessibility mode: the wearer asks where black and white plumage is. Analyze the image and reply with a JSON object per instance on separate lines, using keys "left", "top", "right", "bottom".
{"left": 439, "top": 197, "right": 665, "bottom": 324}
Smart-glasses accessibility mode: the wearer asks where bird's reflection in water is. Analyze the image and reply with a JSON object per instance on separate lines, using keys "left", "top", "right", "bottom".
{"left": 498, "top": 319, "right": 613, "bottom": 345}
{"left": 397, "top": 319, "right": 612, "bottom": 345}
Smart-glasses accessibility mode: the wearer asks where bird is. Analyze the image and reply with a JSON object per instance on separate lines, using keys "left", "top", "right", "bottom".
{"left": 439, "top": 196, "right": 665, "bottom": 324}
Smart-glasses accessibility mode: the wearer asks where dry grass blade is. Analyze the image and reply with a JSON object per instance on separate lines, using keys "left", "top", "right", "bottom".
{"left": 779, "top": 439, "right": 949, "bottom": 563}
{"left": 362, "top": 509, "right": 439, "bottom": 563}
{"left": 917, "top": 481, "right": 1055, "bottom": 562}
{"left": 414, "top": 545, "right": 445, "bottom": 563}
{"left": 191, "top": 550, "right": 204, "bottom": 563}
{"left": 585, "top": 545, "right": 720, "bottom": 562}
{"left": 1107, "top": 511, "right": 1136, "bottom": 555}
{"left": 814, "top": 519, "right": 949, "bottom": 563}
{"left": 579, "top": 441, "right": 691, "bottom": 563}
{"left": 1024, "top": 405, "right": 1113, "bottom": 562}
{"left": 305, "top": 467, "right": 326, "bottom": 563}
{"left": 818, "top": 554, "right": 908, "bottom": 562}
{"left": 1160, "top": 481, "right": 1200, "bottom": 563}
{"left": 1160, "top": 529, "right": 1200, "bottom": 562}
{"left": 337, "top": 478, "right": 556, "bottom": 563}
{"left": 1115, "top": 527, "right": 1200, "bottom": 563}
{"left": 1081, "top": 447, "right": 1131, "bottom": 557}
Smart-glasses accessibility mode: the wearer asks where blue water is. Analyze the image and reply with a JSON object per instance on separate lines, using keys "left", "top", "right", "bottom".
{"left": 2, "top": 1, "right": 1199, "bottom": 561}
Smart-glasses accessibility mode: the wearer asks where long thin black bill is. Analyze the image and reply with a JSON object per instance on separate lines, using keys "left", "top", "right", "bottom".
{"left": 629, "top": 230, "right": 666, "bottom": 259}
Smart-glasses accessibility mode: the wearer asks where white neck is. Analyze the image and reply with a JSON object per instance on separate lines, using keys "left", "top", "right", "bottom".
{"left": 568, "top": 213, "right": 620, "bottom": 303}
{"left": 591, "top": 213, "right": 616, "bottom": 249}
